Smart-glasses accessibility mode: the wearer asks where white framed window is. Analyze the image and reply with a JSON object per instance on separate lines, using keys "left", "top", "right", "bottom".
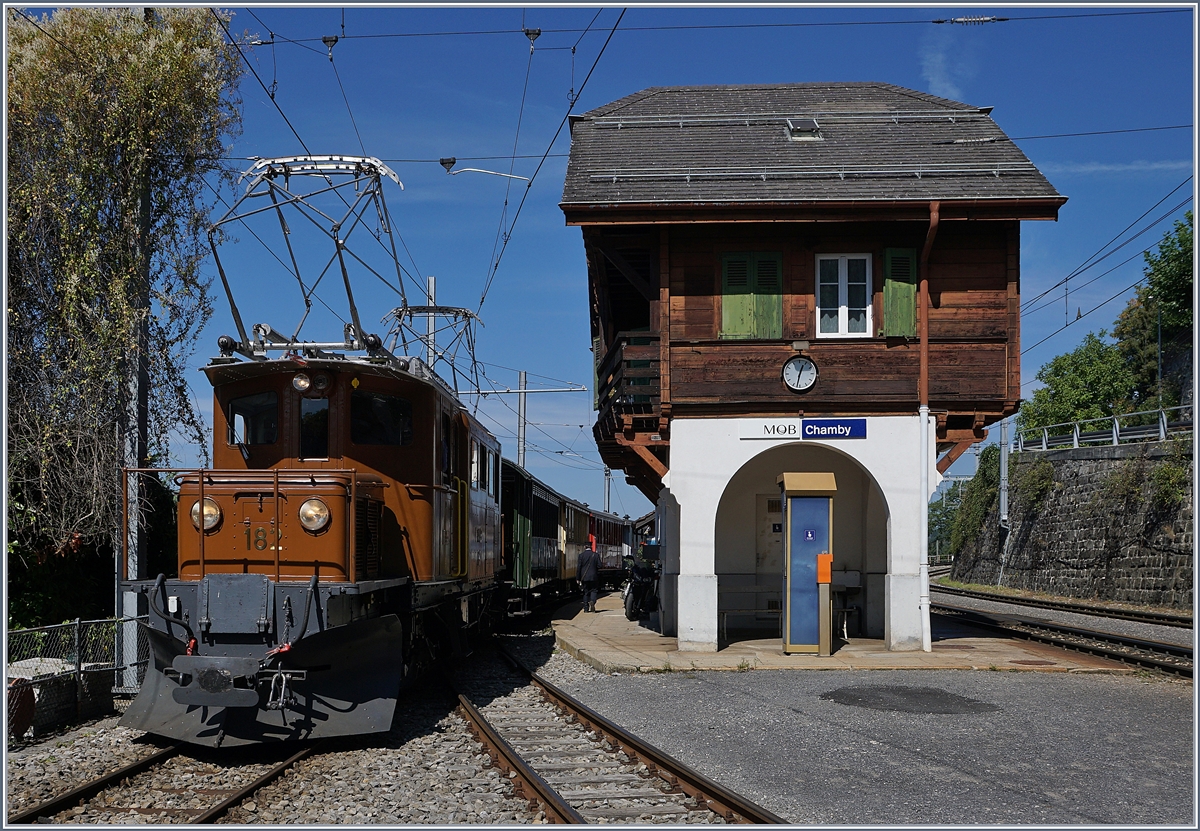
{"left": 815, "top": 254, "right": 872, "bottom": 337}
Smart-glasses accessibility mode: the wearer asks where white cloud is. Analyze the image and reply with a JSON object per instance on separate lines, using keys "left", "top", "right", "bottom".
{"left": 1037, "top": 160, "right": 1194, "bottom": 175}
{"left": 918, "top": 28, "right": 980, "bottom": 100}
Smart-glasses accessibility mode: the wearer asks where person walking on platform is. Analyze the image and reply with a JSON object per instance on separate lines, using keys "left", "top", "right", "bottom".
{"left": 579, "top": 545, "right": 601, "bottom": 613}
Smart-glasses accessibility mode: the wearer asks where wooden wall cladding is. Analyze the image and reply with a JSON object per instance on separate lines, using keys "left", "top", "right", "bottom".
{"left": 669, "top": 340, "right": 1007, "bottom": 409}
{"left": 661, "top": 221, "right": 1014, "bottom": 348}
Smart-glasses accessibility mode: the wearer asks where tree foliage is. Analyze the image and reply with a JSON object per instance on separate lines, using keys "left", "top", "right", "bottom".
{"left": 1113, "top": 211, "right": 1193, "bottom": 409}
{"left": 6, "top": 7, "right": 242, "bottom": 574}
{"left": 1016, "top": 332, "right": 1135, "bottom": 431}
{"left": 1143, "top": 211, "right": 1193, "bottom": 335}
{"left": 1019, "top": 213, "right": 1192, "bottom": 431}
{"left": 948, "top": 445, "right": 1000, "bottom": 557}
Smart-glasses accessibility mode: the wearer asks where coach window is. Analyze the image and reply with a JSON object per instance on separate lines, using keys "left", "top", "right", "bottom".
{"left": 471, "top": 440, "right": 480, "bottom": 488}
{"left": 816, "top": 254, "right": 872, "bottom": 337}
{"left": 351, "top": 390, "right": 413, "bottom": 446}
{"left": 300, "top": 398, "right": 329, "bottom": 459}
{"left": 440, "top": 412, "right": 454, "bottom": 485}
{"left": 228, "top": 391, "right": 278, "bottom": 445}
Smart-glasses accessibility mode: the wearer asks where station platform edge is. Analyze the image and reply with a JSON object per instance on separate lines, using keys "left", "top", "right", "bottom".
{"left": 551, "top": 591, "right": 1134, "bottom": 675}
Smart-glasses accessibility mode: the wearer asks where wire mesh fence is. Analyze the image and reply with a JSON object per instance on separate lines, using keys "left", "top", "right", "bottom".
{"left": 6, "top": 616, "right": 148, "bottom": 748}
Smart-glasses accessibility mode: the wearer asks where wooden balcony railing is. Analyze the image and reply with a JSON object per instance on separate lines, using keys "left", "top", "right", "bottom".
{"left": 595, "top": 332, "right": 661, "bottom": 428}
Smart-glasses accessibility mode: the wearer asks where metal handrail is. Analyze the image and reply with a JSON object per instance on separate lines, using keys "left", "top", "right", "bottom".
{"left": 1015, "top": 405, "right": 1192, "bottom": 452}
{"left": 120, "top": 466, "right": 374, "bottom": 584}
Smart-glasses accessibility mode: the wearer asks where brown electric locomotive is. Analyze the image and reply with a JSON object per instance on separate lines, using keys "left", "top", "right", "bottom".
{"left": 119, "top": 338, "right": 503, "bottom": 747}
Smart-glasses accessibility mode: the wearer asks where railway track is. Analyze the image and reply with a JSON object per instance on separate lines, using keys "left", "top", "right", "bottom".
{"left": 932, "top": 601, "right": 1194, "bottom": 678}
{"left": 454, "top": 649, "right": 786, "bottom": 824}
{"left": 931, "top": 583, "right": 1193, "bottom": 628}
{"left": 7, "top": 741, "right": 318, "bottom": 824}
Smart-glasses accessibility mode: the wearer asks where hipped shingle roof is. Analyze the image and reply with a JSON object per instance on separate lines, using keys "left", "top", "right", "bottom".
{"left": 561, "top": 83, "right": 1064, "bottom": 207}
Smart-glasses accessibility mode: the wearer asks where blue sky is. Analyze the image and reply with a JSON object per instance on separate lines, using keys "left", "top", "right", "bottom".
{"left": 186, "top": 4, "right": 1196, "bottom": 514}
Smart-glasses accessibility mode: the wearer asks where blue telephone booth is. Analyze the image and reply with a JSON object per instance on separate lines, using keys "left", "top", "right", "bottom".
{"left": 778, "top": 473, "right": 837, "bottom": 655}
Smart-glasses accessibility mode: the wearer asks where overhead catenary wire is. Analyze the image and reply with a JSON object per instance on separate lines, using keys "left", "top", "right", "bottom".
{"left": 1023, "top": 210, "right": 1191, "bottom": 322}
{"left": 269, "top": 8, "right": 1187, "bottom": 45}
{"left": 212, "top": 9, "right": 311, "bottom": 155}
{"left": 567, "top": 8, "right": 605, "bottom": 104}
{"left": 482, "top": 35, "right": 538, "bottom": 306}
{"left": 139, "top": 120, "right": 1194, "bottom": 168}
{"left": 477, "top": 8, "right": 626, "bottom": 314}
{"left": 475, "top": 360, "right": 588, "bottom": 390}
{"left": 1022, "top": 187, "right": 1193, "bottom": 315}
{"left": 328, "top": 51, "right": 367, "bottom": 156}
{"left": 1022, "top": 175, "right": 1194, "bottom": 309}
{"left": 1023, "top": 272, "right": 1151, "bottom": 360}
{"left": 1009, "top": 125, "right": 1192, "bottom": 142}
{"left": 472, "top": 394, "right": 608, "bottom": 472}
{"left": 476, "top": 365, "right": 604, "bottom": 468}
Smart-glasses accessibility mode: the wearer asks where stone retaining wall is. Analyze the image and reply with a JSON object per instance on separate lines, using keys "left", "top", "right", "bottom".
{"left": 951, "top": 439, "right": 1193, "bottom": 608}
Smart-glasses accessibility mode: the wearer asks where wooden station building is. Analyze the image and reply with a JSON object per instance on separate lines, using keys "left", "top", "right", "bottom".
{"left": 561, "top": 83, "right": 1066, "bottom": 651}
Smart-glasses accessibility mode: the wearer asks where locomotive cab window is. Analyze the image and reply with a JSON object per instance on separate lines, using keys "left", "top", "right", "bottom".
{"left": 300, "top": 397, "right": 329, "bottom": 459}
{"left": 351, "top": 390, "right": 413, "bottom": 446}
{"left": 228, "top": 391, "right": 278, "bottom": 445}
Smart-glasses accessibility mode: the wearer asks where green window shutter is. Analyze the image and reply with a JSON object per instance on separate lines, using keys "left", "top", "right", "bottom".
{"left": 752, "top": 253, "right": 783, "bottom": 339}
{"left": 883, "top": 248, "right": 917, "bottom": 337}
{"left": 722, "top": 254, "right": 754, "bottom": 339}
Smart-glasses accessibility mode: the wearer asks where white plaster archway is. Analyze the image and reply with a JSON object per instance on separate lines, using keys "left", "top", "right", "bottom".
{"left": 658, "top": 414, "right": 932, "bottom": 652}
{"left": 713, "top": 442, "right": 890, "bottom": 638}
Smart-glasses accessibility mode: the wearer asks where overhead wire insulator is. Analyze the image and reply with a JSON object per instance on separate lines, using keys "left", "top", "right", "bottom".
{"left": 933, "top": 16, "right": 1008, "bottom": 25}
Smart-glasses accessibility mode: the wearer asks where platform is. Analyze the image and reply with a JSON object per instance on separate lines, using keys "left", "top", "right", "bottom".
{"left": 552, "top": 592, "right": 1133, "bottom": 675}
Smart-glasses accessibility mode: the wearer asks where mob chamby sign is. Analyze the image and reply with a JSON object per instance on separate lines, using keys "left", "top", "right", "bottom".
{"left": 739, "top": 418, "right": 867, "bottom": 440}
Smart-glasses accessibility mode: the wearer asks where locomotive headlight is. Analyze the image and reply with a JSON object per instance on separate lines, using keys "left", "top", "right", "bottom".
{"left": 292, "top": 373, "right": 312, "bottom": 392}
{"left": 190, "top": 497, "right": 222, "bottom": 531}
{"left": 298, "top": 498, "right": 331, "bottom": 532}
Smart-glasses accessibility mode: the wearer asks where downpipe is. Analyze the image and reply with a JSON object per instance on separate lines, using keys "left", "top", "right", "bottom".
{"left": 919, "top": 405, "right": 932, "bottom": 652}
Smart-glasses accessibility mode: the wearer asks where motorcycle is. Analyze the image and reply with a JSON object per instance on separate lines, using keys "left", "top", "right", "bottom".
{"left": 622, "top": 560, "right": 660, "bottom": 621}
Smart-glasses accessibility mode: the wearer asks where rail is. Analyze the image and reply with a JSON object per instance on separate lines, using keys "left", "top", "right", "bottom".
{"left": 930, "top": 584, "right": 1192, "bottom": 628}
{"left": 503, "top": 648, "right": 787, "bottom": 823}
{"left": 932, "top": 602, "right": 1193, "bottom": 677}
{"left": 1015, "top": 405, "right": 1191, "bottom": 452}
{"left": 7, "top": 741, "right": 320, "bottom": 824}
{"left": 456, "top": 694, "right": 584, "bottom": 824}
{"left": 7, "top": 746, "right": 180, "bottom": 823}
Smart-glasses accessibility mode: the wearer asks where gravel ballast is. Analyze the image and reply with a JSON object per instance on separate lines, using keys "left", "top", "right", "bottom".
{"left": 5, "top": 717, "right": 164, "bottom": 815}
{"left": 9, "top": 629, "right": 1192, "bottom": 825}
{"left": 218, "top": 693, "right": 542, "bottom": 825}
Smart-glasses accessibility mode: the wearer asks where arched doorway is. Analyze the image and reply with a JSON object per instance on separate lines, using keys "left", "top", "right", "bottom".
{"left": 713, "top": 442, "right": 890, "bottom": 639}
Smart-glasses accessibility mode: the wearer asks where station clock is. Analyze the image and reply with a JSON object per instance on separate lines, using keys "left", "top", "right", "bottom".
{"left": 782, "top": 356, "right": 818, "bottom": 392}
